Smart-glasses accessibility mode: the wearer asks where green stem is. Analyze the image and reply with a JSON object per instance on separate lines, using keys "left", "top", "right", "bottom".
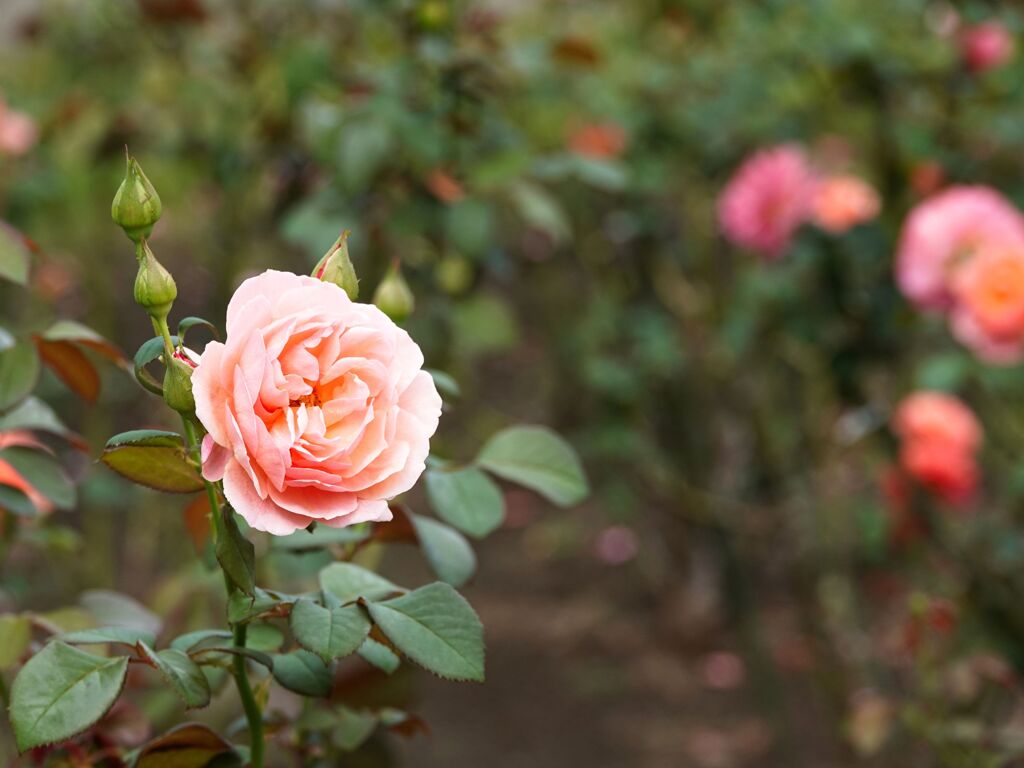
{"left": 180, "top": 417, "right": 265, "bottom": 767}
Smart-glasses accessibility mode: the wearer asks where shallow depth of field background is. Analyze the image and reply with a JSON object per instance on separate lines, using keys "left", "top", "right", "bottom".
{"left": 5, "top": 1, "right": 1024, "bottom": 766}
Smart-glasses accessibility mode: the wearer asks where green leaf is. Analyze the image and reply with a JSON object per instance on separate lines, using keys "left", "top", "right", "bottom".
{"left": 0, "top": 397, "right": 75, "bottom": 440}
{"left": 0, "top": 614, "right": 30, "bottom": 669}
{"left": 101, "top": 430, "right": 204, "bottom": 493}
{"left": 226, "top": 588, "right": 296, "bottom": 624}
{"left": 58, "top": 626, "right": 156, "bottom": 649}
{"left": 319, "top": 562, "right": 402, "bottom": 605}
{"left": 189, "top": 646, "right": 273, "bottom": 671}
{"left": 0, "top": 448, "right": 75, "bottom": 510}
{"left": 217, "top": 510, "right": 255, "bottom": 597}
{"left": 245, "top": 623, "right": 285, "bottom": 653}
{"left": 367, "top": 582, "right": 484, "bottom": 682}
{"left": 272, "top": 524, "right": 370, "bottom": 552}
{"left": 138, "top": 642, "right": 211, "bottom": 710}
{"left": 357, "top": 638, "right": 400, "bottom": 674}
{"left": 290, "top": 599, "right": 371, "bottom": 663}
{"left": 80, "top": 590, "right": 161, "bottom": 636}
{"left": 271, "top": 649, "right": 332, "bottom": 697}
{"left": 169, "top": 629, "right": 233, "bottom": 653}
{"left": 425, "top": 467, "right": 505, "bottom": 538}
{"left": 0, "top": 222, "right": 30, "bottom": 285}
{"left": 177, "top": 317, "right": 219, "bottom": 344}
{"left": 0, "top": 337, "right": 40, "bottom": 413}
{"left": 9, "top": 641, "right": 129, "bottom": 752}
{"left": 409, "top": 513, "right": 476, "bottom": 587}
{"left": 133, "top": 335, "right": 177, "bottom": 396}
{"left": 0, "top": 484, "right": 37, "bottom": 517}
{"left": 476, "top": 425, "right": 588, "bottom": 507}
{"left": 133, "top": 723, "right": 236, "bottom": 768}
{"left": 332, "top": 707, "right": 378, "bottom": 751}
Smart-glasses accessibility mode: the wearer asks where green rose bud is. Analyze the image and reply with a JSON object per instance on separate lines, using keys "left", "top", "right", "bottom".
{"left": 134, "top": 241, "right": 177, "bottom": 322}
{"left": 373, "top": 261, "right": 415, "bottom": 323}
{"left": 163, "top": 351, "right": 196, "bottom": 414}
{"left": 112, "top": 154, "right": 162, "bottom": 243}
{"left": 312, "top": 230, "right": 359, "bottom": 300}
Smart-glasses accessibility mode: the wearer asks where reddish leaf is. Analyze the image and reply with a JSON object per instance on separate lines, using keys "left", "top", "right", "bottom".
{"left": 40, "top": 320, "right": 127, "bottom": 366}
{"left": 34, "top": 338, "right": 100, "bottom": 402}
{"left": 182, "top": 494, "right": 211, "bottom": 554}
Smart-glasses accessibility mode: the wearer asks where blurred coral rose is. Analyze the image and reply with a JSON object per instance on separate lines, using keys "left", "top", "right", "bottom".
{"left": 892, "top": 392, "right": 981, "bottom": 505}
{"left": 717, "top": 144, "right": 815, "bottom": 258}
{"left": 952, "top": 245, "right": 1024, "bottom": 336}
{"left": 812, "top": 175, "right": 880, "bottom": 233}
{"left": 194, "top": 270, "right": 442, "bottom": 534}
{"left": 0, "top": 99, "right": 37, "bottom": 157}
{"left": 568, "top": 122, "right": 627, "bottom": 159}
{"left": 961, "top": 21, "right": 1014, "bottom": 73}
{"left": 894, "top": 186, "right": 1024, "bottom": 310}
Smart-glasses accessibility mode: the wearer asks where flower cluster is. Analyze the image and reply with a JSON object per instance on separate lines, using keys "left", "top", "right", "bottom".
{"left": 717, "top": 143, "right": 879, "bottom": 257}
{"left": 895, "top": 186, "right": 1024, "bottom": 363}
{"left": 891, "top": 391, "right": 982, "bottom": 505}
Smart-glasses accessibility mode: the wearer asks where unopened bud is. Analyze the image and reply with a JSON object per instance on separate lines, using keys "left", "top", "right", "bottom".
{"left": 312, "top": 230, "right": 359, "bottom": 300}
{"left": 163, "top": 351, "right": 196, "bottom": 414}
{"left": 373, "top": 262, "right": 414, "bottom": 322}
{"left": 134, "top": 241, "right": 177, "bottom": 322}
{"left": 112, "top": 154, "right": 162, "bottom": 242}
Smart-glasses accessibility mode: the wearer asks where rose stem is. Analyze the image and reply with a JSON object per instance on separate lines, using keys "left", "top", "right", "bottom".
{"left": 181, "top": 415, "right": 265, "bottom": 767}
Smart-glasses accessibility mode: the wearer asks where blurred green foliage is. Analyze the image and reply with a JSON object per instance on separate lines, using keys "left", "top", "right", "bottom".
{"left": 5, "top": 0, "right": 1024, "bottom": 764}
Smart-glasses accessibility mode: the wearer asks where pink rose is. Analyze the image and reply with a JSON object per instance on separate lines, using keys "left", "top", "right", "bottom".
{"left": 961, "top": 21, "right": 1015, "bottom": 73}
{"left": 0, "top": 101, "right": 37, "bottom": 157}
{"left": 894, "top": 186, "right": 1024, "bottom": 310}
{"left": 717, "top": 144, "right": 816, "bottom": 259}
{"left": 892, "top": 391, "right": 982, "bottom": 505}
{"left": 193, "top": 270, "right": 442, "bottom": 534}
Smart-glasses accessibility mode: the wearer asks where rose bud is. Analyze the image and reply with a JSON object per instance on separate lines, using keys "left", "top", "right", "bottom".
{"left": 134, "top": 240, "right": 177, "bottom": 322}
{"left": 312, "top": 230, "right": 359, "bottom": 299}
{"left": 373, "top": 261, "right": 415, "bottom": 322}
{"left": 111, "top": 154, "right": 162, "bottom": 243}
{"left": 163, "top": 351, "right": 196, "bottom": 414}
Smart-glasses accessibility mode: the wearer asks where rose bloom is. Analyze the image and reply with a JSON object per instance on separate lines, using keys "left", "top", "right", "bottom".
{"left": 894, "top": 186, "right": 1024, "bottom": 310}
{"left": 0, "top": 100, "right": 37, "bottom": 157}
{"left": 194, "top": 270, "right": 442, "bottom": 534}
{"left": 951, "top": 245, "right": 1024, "bottom": 337}
{"left": 899, "top": 439, "right": 979, "bottom": 505}
{"left": 811, "top": 175, "right": 880, "bottom": 233}
{"left": 567, "top": 122, "right": 627, "bottom": 159}
{"left": 961, "top": 21, "right": 1014, "bottom": 73}
{"left": 893, "top": 391, "right": 982, "bottom": 453}
{"left": 717, "top": 144, "right": 815, "bottom": 258}
{"left": 892, "top": 392, "right": 981, "bottom": 505}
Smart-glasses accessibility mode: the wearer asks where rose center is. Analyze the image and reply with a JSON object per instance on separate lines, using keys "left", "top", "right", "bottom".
{"left": 290, "top": 391, "right": 322, "bottom": 408}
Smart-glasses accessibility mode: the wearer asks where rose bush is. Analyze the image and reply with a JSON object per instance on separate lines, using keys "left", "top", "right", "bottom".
{"left": 194, "top": 270, "right": 442, "bottom": 535}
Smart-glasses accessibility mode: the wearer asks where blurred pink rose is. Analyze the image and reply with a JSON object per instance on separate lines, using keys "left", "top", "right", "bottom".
{"left": 811, "top": 175, "right": 880, "bottom": 233}
{"left": 194, "top": 270, "right": 442, "bottom": 535}
{"left": 892, "top": 392, "right": 981, "bottom": 505}
{"left": 717, "top": 144, "right": 816, "bottom": 258}
{"left": 961, "top": 21, "right": 1014, "bottom": 73}
{"left": 0, "top": 100, "right": 37, "bottom": 157}
{"left": 895, "top": 186, "right": 1024, "bottom": 310}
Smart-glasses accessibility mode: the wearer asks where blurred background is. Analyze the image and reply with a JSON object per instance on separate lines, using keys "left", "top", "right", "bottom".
{"left": 5, "top": 0, "right": 1024, "bottom": 766}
